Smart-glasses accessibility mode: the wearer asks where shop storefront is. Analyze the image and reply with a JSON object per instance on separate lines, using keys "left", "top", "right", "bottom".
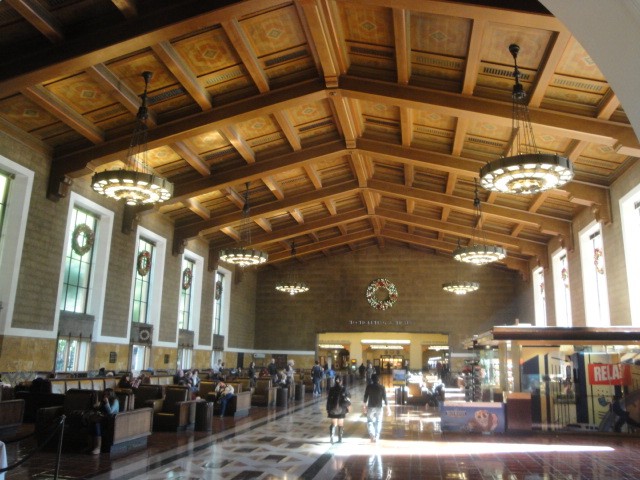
{"left": 468, "top": 326, "right": 640, "bottom": 435}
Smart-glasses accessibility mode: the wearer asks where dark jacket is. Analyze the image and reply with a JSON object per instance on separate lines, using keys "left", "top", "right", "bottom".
{"left": 326, "top": 385, "right": 350, "bottom": 415}
{"left": 363, "top": 382, "right": 387, "bottom": 408}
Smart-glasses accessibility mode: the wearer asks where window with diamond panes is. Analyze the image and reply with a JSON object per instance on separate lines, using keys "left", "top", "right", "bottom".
{"left": 552, "top": 249, "right": 572, "bottom": 327}
{"left": 178, "top": 257, "right": 195, "bottom": 330}
{"left": 533, "top": 266, "right": 547, "bottom": 326}
{"left": 580, "top": 226, "right": 610, "bottom": 326}
{"left": 132, "top": 238, "right": 155, "bottom": 324}
{"left": 60, "top": 208, "right": 97, "bottom": 313}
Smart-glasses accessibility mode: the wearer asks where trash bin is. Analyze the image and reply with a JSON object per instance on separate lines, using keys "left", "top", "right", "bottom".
{"left": 194, "top": 401, "right": 213, "bottom": 431}
{"left": 276, "top": 387, "right": 288, "bottom": 407}
{"left": 394, "top": 387, "right": 406, "bottom": 405}
{"left": 294, "top": 383, "right": 305, "bottom": 400}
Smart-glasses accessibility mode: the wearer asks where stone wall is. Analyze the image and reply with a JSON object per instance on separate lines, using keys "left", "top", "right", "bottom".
{"left": 255, "top": 246, "right": 528, "bottom": 353}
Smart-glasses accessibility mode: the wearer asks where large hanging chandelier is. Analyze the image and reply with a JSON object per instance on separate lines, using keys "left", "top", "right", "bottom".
{"left": 275, "top": 242, "right": 309, "bottom": 296}
{"left": 442, "top": 281, "right": 480, "bottom": 295}
{"left": 219, "top": 183, "right": 268, "bottom": 267}
{"left": 479, "top": 44, "right": 573, "bottom": 195}
{"left": 91, "top": 72, "right": 173, "bottom": 206}
{"left": 453, "top": 181, "right": 506, "bottom": 265}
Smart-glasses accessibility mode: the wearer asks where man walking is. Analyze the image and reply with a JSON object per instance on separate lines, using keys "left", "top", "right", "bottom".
{"left": 362, "top": 374, "right": 391, "bottom": 442}
{"left": 311, "top": 360, "right": 324, "bottom": 396}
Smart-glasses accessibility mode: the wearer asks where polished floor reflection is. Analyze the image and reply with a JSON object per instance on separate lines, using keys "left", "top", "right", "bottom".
{"left": 5, "top": 378, "right": 640, "bottom": 479}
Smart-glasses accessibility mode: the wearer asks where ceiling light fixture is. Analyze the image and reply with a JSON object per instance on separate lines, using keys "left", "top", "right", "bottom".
{"left": 453, "top": 180, "right": 506, "bottom": 265}
{"left": 479, "top": 44, "right": 574, "bottom": 195}
{"left": 275, "top": 242, "right": 309, "bottom": 295}
{"left": 219, "top": 183, "right": 268, "bottom": 267}
{"left": 442, "top": 281, "right": 480, "bottom": 295}
{"left": 91, "top": 71, "right": 173, "bottom": 206}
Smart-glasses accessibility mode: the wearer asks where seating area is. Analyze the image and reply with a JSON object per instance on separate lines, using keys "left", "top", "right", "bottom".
{"left": 0, "top": 366, "right": 327, "bottom": 469}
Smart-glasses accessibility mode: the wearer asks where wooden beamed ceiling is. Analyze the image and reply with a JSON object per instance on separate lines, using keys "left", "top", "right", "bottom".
{"left": 0, "top": 0, "right": 636, "bottom": 277}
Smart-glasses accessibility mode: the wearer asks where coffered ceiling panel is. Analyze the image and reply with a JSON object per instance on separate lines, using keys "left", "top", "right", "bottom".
{"left": 0, "top": 0, "right": 635, "bottom": 278}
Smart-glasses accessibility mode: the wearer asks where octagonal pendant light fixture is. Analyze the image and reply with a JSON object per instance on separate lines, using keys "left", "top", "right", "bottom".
{"left": 453, "top": 180, "right": 506, "bottom": 266}
{"left": 219, "top": 183, "right": 268, "bottom": 267}
{"left": 91, "top": 72, "right": 173, "bottom": 206}
{"left": 479, "top": 44, "right": 573, "bottom": 195}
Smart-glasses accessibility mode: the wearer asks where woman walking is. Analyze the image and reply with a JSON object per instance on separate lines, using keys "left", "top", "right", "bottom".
{"left": 326, "top": 375, "right": 351, "bottom": 443}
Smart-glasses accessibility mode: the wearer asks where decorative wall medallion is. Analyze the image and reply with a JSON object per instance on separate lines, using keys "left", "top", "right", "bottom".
{"left": 366, "top": 278, "right": 398, "bottom": 311}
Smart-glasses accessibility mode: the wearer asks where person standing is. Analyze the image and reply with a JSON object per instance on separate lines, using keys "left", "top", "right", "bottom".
{"left": 311, "top": 360, "right": 324, "bottom": 396}
{"left": 365, "top": 361, "right": 374, "bottom": 384}
{"left": 363, "top": 374, "right": 390, "bottom": 443}
{"left": 267, "top": 358, "right": 278, "bottom": 381}
{"left": 326, "top": 375, "right": 351, "bottom": 443}
{"left": 247, "top": 361, "right": 257, "bottom": 388}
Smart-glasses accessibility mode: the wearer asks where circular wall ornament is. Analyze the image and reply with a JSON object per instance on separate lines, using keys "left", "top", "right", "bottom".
{"left": 182, "top": 267, "right": 193, "bottom": 290}
{"left": 137, "top": 250, "right": 152, "bottom": 277}
{"left": 366, "top": 278, "right": 398, "bottom": 311}
{"left": 139, "top": 329, "right": 151, "bottom": 341}
{"left": 71, "top": 224, "right": 95, "bottom": 256}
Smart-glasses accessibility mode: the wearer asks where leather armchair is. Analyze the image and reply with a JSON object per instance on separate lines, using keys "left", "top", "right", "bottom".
{"left": 153, "top": 386, "right": 196, "bottom": 431}
{"left": 133, "top": 385, "right": 164, "bottom": 411}
{"left": 36, "top": 389, "right": 153, "bottom": 454}
{"left": 251, "top": 379, "right": 276, "bottom": 407}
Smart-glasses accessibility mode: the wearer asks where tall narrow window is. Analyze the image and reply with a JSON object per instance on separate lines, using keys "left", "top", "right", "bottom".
{"left": 60, "top": 208, "right": 98, "bottom": 313}
{"left": 177, "top": 347, "right": 192, "bottom": 370}
{"left": 132, "top": 238, "right": 155, "bottom": 324}
{"left": 552, "top": 249, "right": 572, "bottom": 327}
{"left": 532, "top": 266, "right": 547, "bottom": 326}
{"left": 0, "top": 171, "right": 10, "bottom": 257}
{"left": 580, "top": 224, "right": 610, "bottom": 326}
{"left": 213, "top": 271, "right": 224, "bottom": 336}
{"left": 178, "top": 257, "right": 195, "bottom": 330}
{"left": 55, "top": 336, "right": 90, "bottom": 372}
{"left": 0, "top": 157, "right": 34, "bottom": 335}
{"left": 620, "top": 186, "right": 640, "bottom": 326}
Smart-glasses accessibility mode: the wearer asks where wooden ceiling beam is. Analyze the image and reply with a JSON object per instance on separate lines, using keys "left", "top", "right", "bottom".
{"left": 172, "top": 140, "right": 344, "bottom": 203}
{"left": 305, "top": 164, "right": 323, "bottom": 190}
{"left": 273, "top": 111, "right": 302, "bottom": 151}
{"left": 86, "top": 64, "right": 157, "bottom": 126}
{"left": 369, "top": 179, "right": 570, "bottom": 237}
{"left": 0, "top": 0, "right": 285, "bottom": 95}
{"left": 393, "top": 9, "right": 410, "bottom": 85}
{"left": 175, "top": 179, "right": 360, "bottom": 241}
{"left": 263, "top": 176, "right": 285, "bottom": 201}
{"left": 337, "top": 0, "right": 566, "bottom": 31}
{"left": 461, "top": 19, "right": 485, "bottom": 96}
{"left": 223, "top": 187, "right": 245, "bottom": 209}
{"left": 330, "top": 90, "right": 358, "bottom": 148}
{"left": 341, "top": 76, "right": 640, "bottom": 153}
{"left": 266, "top": 230, "right": 374, "bottom": 263}
{"left": 50, "top": 79, "right": 326, "bottom": 177}
{"left": 349, "top": 151, "right": 369, "bottom": 187}
{"left": 527, "top": 30, "right": 573, "bottom": 108}
{"left": 358, "top": 138, "right": 608, "bottom": 208}
{"left": 6, "top": 0, "right": 64, "bottom": 43}
{"left": 219, "top": 125, "right": 255, "bottom": 164}
{"left": 152, "top": 41, "right": 212, "bottom": 111}
{"left": 298, "top": 0, "right": 343, "bottom": 87}
{"left": 186, "top": 198, "right": 210, "bottom": 220}
{"left": 221, "top": 19, "right": 270, "bottom": 93}
{"left": 22, "top": 85, "right": 104, "bottom": 144}
{"left": 111, "top": 0, "right": 138, "bottom": 20}
{"left": 170, "top": 141, "right": 210, "bottom": 176}
{"left": 400, "top": 107, "right": 413, "bottom": 147}
{"left": 597, "top": 90, "right": 620, "bottom": 120}
{"left": 249, "top": 208, "right": 368, "bottom": 248}
{"left": 377, "top": 208, "right": 547, "bottom": 258}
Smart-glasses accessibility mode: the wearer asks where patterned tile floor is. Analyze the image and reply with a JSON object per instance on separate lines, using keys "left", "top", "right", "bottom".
{"left": 4, "top": 378, "right": 640, "bottom": 479}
